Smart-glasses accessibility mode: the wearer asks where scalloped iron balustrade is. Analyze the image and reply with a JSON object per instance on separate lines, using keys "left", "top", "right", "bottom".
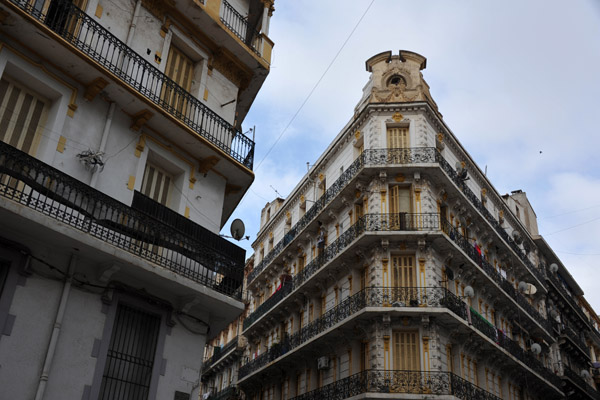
{"left": 243, "top": 212, "right": 440, "bottom": 330}
{"left": 274, "top": 370, "right": 502, "bottom": 400}
{"left": 247, "top": 147, "right": 437, "bottom": 283}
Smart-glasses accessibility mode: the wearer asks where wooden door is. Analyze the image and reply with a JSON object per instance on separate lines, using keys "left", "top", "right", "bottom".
{"left": 162, "top": 46, "right": 194, "bottom": 114}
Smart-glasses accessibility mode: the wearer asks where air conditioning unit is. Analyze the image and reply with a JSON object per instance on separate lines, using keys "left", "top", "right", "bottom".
{"left": 317, "top": 356, "right": 330, "bottom": 370}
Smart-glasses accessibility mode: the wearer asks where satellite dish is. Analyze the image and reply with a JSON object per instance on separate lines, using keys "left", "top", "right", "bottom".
{"left": 230, "top": 219, "right": 246, "bottom": 241}
{"left": 549, "top": 263, "right": 559, "bottom": 273}
{"left": 531, "top": 343, "right": 542, "bottom": 355}
{"left": 518, "top": 281, "right": 528, "bottom": 293}
{"left": 464, "top": 286, "right": 475, "bottom": 299}
{"left": 581, "top": 370, "right": 591, "bottom": 379}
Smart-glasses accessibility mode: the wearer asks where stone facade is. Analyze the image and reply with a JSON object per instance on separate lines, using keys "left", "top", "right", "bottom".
{"left": 220, "top": 51, "right": 600, "bottom": 400}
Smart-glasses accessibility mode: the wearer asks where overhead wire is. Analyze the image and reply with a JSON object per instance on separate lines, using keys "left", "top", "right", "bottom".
{"left": 252, "top": 0, "right": 377, "bottom": 172}
{"left": 233, "top": 0, "right": 377, "bottom": 212}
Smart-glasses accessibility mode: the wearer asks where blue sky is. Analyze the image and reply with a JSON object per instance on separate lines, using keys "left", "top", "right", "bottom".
{"left": 223, "top": 0, "right": 600, "bottom": 311}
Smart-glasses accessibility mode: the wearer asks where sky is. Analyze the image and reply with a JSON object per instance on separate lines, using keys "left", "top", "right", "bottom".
{"left": 222, "top": 0, "right": 600, "bottom": 312}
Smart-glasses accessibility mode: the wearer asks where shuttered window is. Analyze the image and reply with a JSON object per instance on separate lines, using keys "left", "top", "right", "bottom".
{"left": 393, "top": 331, "right": 420, "bottom": 371}
{"left": 141, "top": 163, "right": 173, "bottom": 207}
{"left": 99, "top": 304, "right": 161, "bottom": 400}
{"left": 0, "top": 78, "right": 48, "bottom": 155}
{"left": 386, "top": 127, "right": 409, "bottom": 148}
{"left": 389, "top": 186, "right": 411, "bottom": 214}
{"left": 392, "top": 256, "right": 416, "bottom": 288}
{"left": 162, "top": 45, "right": 194, "bottom": 113}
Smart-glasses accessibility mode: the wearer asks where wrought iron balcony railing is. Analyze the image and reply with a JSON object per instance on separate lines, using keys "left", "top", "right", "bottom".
{"left": 243, "top": 280, "right": 293, "bottom": 330}
{"left": 243, "top": 213, "right": 440, "bottom": 330}
{"left": 240, "top": 286, "right": 559, "bottom": 389}
{"left": 563, "top": 365, "right": 600, "bottom": 400}
{"left": 133, "top": 191, "right": 245, "bottom": 262}
{"left": 203, "top": 336, "right": 239, "bottom": 372}
{"left": 560, "top": 320, "right": 591, "bottom": 358}
{"left": 546, "top": 271, "right": 590, "bottom": 326}
{"left": 247, "top": 147, "right": 437, "bottom": 283}
{"left": 240, "top": 287, "right": 457, "bottom": 379}
{"left": 0, "top": 141, "right": 244, "bottom": 297}
{"left": 220, "top": 0, "right": 262, "bottom": 55}
{"left": 250, "top": 146, "right": 542, "bottom": 289}
{"left": 7, "top": 0, "right": 255, "bottom": 169}
{"left": 276, "top": 370, "right": 502, "bottom": 400}
{"left": 441, "top": 219, "right": 553, "bottom": 335}
{"left": 207, "top": 386, "right": 238, "bottom": 400}
{"left": 435, "top": 153, "right": 544, "bottom": 285}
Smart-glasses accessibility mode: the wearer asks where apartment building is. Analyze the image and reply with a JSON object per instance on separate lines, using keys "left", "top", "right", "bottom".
{"left": 0, "top": 0, "right": 274, "bottom": 398}
{"left": 235, "top": 50, "right": 600, "bottom": 400}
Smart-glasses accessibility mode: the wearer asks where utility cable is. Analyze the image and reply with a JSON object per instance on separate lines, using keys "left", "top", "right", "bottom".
{"left": 544, "top": 215, "right": 600, "bottom": 236}
{"left": 253, "top": 0, "right": 377, "bottom": 172}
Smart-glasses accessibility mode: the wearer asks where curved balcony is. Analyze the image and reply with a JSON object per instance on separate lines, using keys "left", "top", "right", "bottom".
{"left": 441, "top": 219, "right": 553, "bottom": 337}
{"left": 251, "top": 147, "right": 544, "bottom": 291}
{"left": 0, "top": 141, "right": 243, "bottom": 297}
{"left": 245, "top": 213, "right": 552, "bottom": 340}
{"left": 5, "top": 0, "right": 254, "bottom": 169}
{"left": 248, "top": 147, "right": 438, "bottom": 284}
{"left": 239, "top": 286, "right": 561, "bottom": 391}
{"left": 250, "top": 369, "right": 502, "bottom": 400}
{"left": 243, "top": 212, "right": 441, "bottom": 330}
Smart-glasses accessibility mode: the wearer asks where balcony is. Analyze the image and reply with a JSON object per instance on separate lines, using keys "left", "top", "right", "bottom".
{"left": 559, "top": 319, "right": 591, "bottom": 360}
{"left": 547, "top": 271, "right": 590, "bottom": 327}
{"left": 435, "top": 154, "right": 546, "bottom": 287}
{"left": 202, "top": 336, "right": 241, "bottom": 373}
{"left": 220, "top": 0, "right": 262, "bottom": 55}
{"left": 239, "top": 286, "right": 561, "bottom": 392}
{"left": 247, "top": 147, "right": 438, "bottom": 284}
{"left": 562, "top": 366, "right": 600, "bottom": 400}
{"left": 243, "top": 212, "right": 441, "bottom": 330}
{"left": 250, "top": 147, "right": 544, "bottom": 290}
{"left": 0, "top": 141, "right": 244, "bottom": 298}
{"left": 277, "top": 369, "right": 501, "bottom": 400}
{"left": 207, "top": 386, "right": 238, "bottom": 400}
{"left": 441, "top": 219, "right": 554, "bottom": 337}
{"left": 3, "top": 0, "right": 255, "bottom": 170}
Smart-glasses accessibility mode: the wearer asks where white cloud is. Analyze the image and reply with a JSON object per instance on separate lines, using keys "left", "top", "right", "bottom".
{"left": 223, "top": 0, "right": 600, "bottom": 311}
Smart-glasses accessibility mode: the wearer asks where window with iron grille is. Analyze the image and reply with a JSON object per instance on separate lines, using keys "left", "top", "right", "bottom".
{"left": 98, "top": 303, "right": 161, "bottom": 400}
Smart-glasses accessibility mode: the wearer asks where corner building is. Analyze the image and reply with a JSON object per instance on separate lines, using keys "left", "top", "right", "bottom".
{"left": 0, "top": 0, "right": 274, "bottom": 399}
{"left": 238, "top": 51, "right": 600, "bottom": 400}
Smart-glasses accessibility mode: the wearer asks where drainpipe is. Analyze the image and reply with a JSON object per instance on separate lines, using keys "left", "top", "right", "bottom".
{"left": 90, "top": 102, "right": 115, "bottom": 188}
{"left": 126, "top": 0, "right": 142, "bottom": 48}
{"left": 34, "top": 253, "right": 77, "bottom": 400}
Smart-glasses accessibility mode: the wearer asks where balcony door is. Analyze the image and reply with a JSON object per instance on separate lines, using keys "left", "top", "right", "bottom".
{"left": 389, "top": 186, "right": 411, "bottom": 229}
{"left": 389, "top": 331, "right": 421, "bottom": 392}
{"left": 387, "top": 127, "right": 409, "bottom": 149}
{"left": 391, "top": 256, "right": 417, "bottom": 304}
{"left": 162, "top": 45, "right": 194, "bottom": 115}
{"left": 38, "top": 0, "right": 88, "bottom": 36}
